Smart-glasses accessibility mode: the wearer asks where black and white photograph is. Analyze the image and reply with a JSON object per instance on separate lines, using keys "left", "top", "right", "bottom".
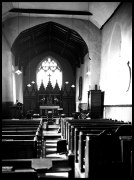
{"left": 2, "top": 2, "right": 132, "bottom": 179}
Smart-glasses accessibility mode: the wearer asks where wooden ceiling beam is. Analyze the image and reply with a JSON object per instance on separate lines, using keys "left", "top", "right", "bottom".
{"left": 9, "top": 8, "right": 92, "bottom": 16}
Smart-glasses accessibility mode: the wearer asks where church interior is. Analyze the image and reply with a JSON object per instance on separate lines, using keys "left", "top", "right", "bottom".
{"left": 2, "top": 2, "right": 132, "bottom": 179}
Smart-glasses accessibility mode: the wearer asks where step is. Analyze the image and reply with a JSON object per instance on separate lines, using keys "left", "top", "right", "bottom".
{"left": 43, "top": 134, "right": 61, "bottom": 138}
{"left": 45, "top": 153, "right": 67, "bottom": 159}
{"left": 40, "top": 172, "right": 68, "bottom": 178}
{"left": 45, "top": 143, "right": 57, "bottom": 147}
{"left": 48, "top": 125, "right": 60, "bottom": 128}
{"left": 46, "top": 140, "right": 60, "bottom": 143}
{"left": 45, "top": 149, "right": 57, "bottom": 154}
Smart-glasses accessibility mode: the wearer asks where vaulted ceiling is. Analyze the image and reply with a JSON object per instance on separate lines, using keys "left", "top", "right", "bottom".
{"left": 11, "top": 21, "right": 88, "bottom": 71}
{"left": 2, "top": 2, "right": 121, "bottom": 73}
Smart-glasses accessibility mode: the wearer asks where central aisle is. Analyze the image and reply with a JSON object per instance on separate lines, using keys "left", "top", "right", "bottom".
{"left": 41, "top": 120, "right": 83, "bottom": 178}
{"left": 42, "top": 124, "right": 64, "bottom": 158}
{"left": 41, "top": 121, "right": 69, "bottom": 178}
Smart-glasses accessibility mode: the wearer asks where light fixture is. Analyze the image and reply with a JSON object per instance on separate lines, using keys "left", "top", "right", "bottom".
{"left": 15, "top": 69, "right": 22, "bottom": 75}
{"left": 31, "top": 81, "right": 35, "bottom": 84}
{"left": 71, "top": 84, "right": 75, "bottom": 88}
{"left": 86, "top": 2, "right": 91, "bottom": 77}
{"left": 27, "top": 13, "right": 31, "bottom": 87}
{"left": 15, "top": 2, "right": 22, "bottom": 75}
{"left": 86, "top": 63, "right": 91, "bottom": 76}
{"left": 27, "top": 58, "right": 31, "bottom": 87}
{"left": 27, "top": 83, "right": 31, "bottom": 87}
{"left": 88, "top": 2, "right": 91, "bottom": 61}
{"left": 86, "top": 57, "right": 91, "bottom": 76}
{"left": 86, "top": 71, "right": 91, "bottom": 76}
{"left": 15, "top": 56, "right": 22, "bottom": 75}
{"left": 65, "top": 81, "right": 69, "bottom": 84}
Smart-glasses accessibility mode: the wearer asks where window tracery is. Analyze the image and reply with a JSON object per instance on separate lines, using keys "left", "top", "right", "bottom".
{"left": 37, "top": 57, "right": 62, "bottom": 90}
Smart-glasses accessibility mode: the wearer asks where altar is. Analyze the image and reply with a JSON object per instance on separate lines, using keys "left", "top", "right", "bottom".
{"left": 40, "top": 106, "right": 60, "bottom": 116}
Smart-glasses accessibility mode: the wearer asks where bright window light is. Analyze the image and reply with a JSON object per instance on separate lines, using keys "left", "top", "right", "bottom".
{"left": 37, "top": 57, "right": 62, "bottom": 90}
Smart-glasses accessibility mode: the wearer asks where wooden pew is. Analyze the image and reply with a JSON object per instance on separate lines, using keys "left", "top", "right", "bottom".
{"left": 73, "top": 127, "right": 101, "bottom": 152}
{"left": 67, "top": 122, "right": 130, "bottom": 172}
{"left": 78, "top": 131, "right": 102, "bottom": 172}
{"left": 2, "top": 132, "right": 42, "bottom": 158}
{"left": 2, "top": 119, "right": 43, "bottom": 159}
{"left": 2, "top": 130, "right": 38, "bottom": 135}
{"left": 2, "top": 119, "right": 42, "bottom": 127}
{"left": 2, "top": 159, "right": 38, "bottom": 180}
{"left": 2, "top": 119, "right": 43, "bottom": 132}
{"left": 85, "top": 134, "right": 113, "bottom": 179}
{"left": 2, "top": 119, "right": 42, "bottom": 123}
{"left": 74, "top": 128, "right": 102, "bottom": 162}
{"left": 73, "top": 124, "right": 130, "bottom": 166}
{"left": 2, "top": 154, "right": 75, "bottom": 179}
{"left": 2, "top": 134, "right": 38, "bottom": 140}
{"left": 65, "top": 119, "right": 128, "bottom": 144}
{"left": 69, "top": 123, "right": 123, "bottom": 153}
{"left": 2, "top": 127, "right": 40, "bottom": 132}
{"left": 37, "top": 154, "right": 75, "bottom": 178}
{"left": 61, "top": 118, "right": 124, "bottom": 139}
{"left": 2, "top": 137, "right": 38, "bottom": 159}
{"left": 84, "top": 125, "right": 132, "bottom": 178}
{"left": 109, "top": 125, "right": 132, "bottom": 178}
{"left": 78, "top": 128, "right": 116, "bottom": 172}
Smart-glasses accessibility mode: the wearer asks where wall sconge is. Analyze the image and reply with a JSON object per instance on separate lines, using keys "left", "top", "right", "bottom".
{"left": 31, "top": 81, "right": 35, "bottom": 84}
{"left": 86, "top": 71, "right": 91, "bottom": 76}
{"left": 65, "top": 81, "right": 69, "bottom": 84}
{"left": 71, "top": 84, "right": 75, "bottom": 88}
{"left": 15, "top": 69, "right": 22, "bottom": 75}
{"left": 86, "top": 62, "right": 91, "bottom": 76}
{"left": 27, "top": 84, "right": 31, "bottom": 87}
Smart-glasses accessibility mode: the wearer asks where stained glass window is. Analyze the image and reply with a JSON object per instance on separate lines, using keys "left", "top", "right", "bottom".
{"left": 37, "top": 57, "right": 62, "bottom": 90}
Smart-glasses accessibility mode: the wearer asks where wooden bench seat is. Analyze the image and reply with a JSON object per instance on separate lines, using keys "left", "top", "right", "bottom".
{"left": 2, "top": 130, "right": 38, "bottom": 135}
{"left": 85, "top": 134, "right": 113, "bottom": 179}
{"left": 2, "top": 119, "right": 43, "bottom": 159}
{"left": 2, "top": 154, "right": 75, "bottom": 179}
{"left": 2, "top": 139, "right": 38, "bottom": 159}
{"left": 65, "top": 121, "right": 127, "bottom": 142}
{"left": 2, "top": 159, "right": 37, "bottom": 179}
{"left": 2, "top": 134, "right": 37, "bottom": 140}
{"left": 78, "top": 131, "right": 101, "bottom": 172}
{"left": 68, "top": 124, "right": 122, "bottom": 152}
{"left": 61, "top": 118, "right": 128, "bottom": 139}
{"left": 84, "top": 125, "right": 132, "bottom": 178}
{"left": 2, "top": 127, "right": 40, "bottom": 131}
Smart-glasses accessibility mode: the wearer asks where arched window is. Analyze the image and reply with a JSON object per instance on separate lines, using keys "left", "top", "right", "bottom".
{"left": 36, "top": 57, "right": 62, "bottom": 90}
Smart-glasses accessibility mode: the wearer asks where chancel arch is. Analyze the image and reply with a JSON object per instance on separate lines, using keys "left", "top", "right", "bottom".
{"left": 11, "top": 21, "right": 88, "bottom": 116}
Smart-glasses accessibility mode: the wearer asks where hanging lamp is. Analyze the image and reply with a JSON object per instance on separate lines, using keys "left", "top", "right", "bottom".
{"left": 27, "top": 13, "right": 31, "bottom": 87}
{"left": 27, "top": 58, "right": 31, "bottom": 87}
{"left": 88, "top": 2, "right": 91, "bottom": 61}
{"left": 86, "top": 2, "right": 91, "bottom": 76}
{"left": 15, "top": 2, "right": 22, "bottom": 75}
